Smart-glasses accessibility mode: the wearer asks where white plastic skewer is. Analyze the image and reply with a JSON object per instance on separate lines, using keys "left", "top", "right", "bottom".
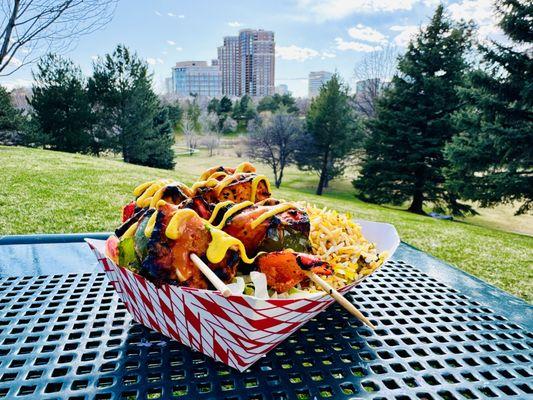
{"left": 189, "top": 253, "right": 232, "bottom": 297}
{"left": 303, "top": 270, "right": 376, "bottom": 330}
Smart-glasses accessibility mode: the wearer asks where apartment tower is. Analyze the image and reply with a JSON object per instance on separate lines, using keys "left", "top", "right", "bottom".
{"left": 217, "top": 36, "right": 240, "bottom": 96}
{"left": 308, "top": 71, "right": 333, "bottom": 98}
{"left": 218, "top": 29, "right": 275, "bottom": 97}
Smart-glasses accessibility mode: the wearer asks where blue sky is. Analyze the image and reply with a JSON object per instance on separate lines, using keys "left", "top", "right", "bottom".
{"left": 0, "top": 0, "right": 498, "bottom": 97}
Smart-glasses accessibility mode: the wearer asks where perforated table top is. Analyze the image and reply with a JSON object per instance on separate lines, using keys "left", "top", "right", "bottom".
{"left": 0, "top": 240, "right": 531, "bottom": 400}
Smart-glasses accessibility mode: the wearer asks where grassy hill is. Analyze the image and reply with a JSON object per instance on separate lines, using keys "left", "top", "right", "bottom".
{"left": 1, "top": 145, "right": 531, "bottom": 301}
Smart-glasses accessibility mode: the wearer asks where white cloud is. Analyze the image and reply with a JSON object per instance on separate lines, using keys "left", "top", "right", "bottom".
{"left": 321, "top": 51, "right": 336, "bottom": 59}
{"left": 0, "top": 78, "right": 33, "bottom": 90}
{"left": 297, "top": 0, "right": 420, "bottom": 21}
{"left": 178, "top": 14, "right": 185, "bottom": 18}
{"left": 167, "top": 40, "right": 176, "bottom": 45}
{"left": 347, "top": 24, "right": 387, "bottom": 43}
{"left": 176, "top": 47, "right": 183, "bottom": 51}
{"left": 449, "top": 0, "right": 501, "bottom": 39}
{"left": 157, "top": 58, "right": 164, "bottom": 64}
{"left": 228, "top": 21, "right": 243, "bottom": 27}
{"left": 167, "top": 12, "right": 176, "bottom": 17}
{"left": 154, "top": 11, "right": 162, "bottom": 16}
{"left": 389, "top": 25, "right": 419, "bottom": 46}
{"left": 146, "top": 58, "right": 157, "bottom": 65}
{"left": 277, "top": 45, "right": 319, "bottom": 61}
{"left": 334, "top": 37, "right": 381, "bottom": 52}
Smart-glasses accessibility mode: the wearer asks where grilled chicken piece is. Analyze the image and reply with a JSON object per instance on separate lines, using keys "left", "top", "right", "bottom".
{"left": 198, "top": 162, "right": 256, "bottom": 181}
{"left": 178, "top": 196, "right": 211, "bottom": 219}
{"left": 223, "top": 203, "right": 312, "bottom": 255}
{"left": 197, "top": 173, "right": 271, "bottom": 204}
{"left": 153, "top": 183, "right": 192, "bottom": 205}
{"left": 256, "top": 251, "right": 332, "bottom": 293}
{"left": 199, "top": 166, "right": 235, "bottom": 181}
{"left": 141, "top": 202, "right": 238, "bottom": 287}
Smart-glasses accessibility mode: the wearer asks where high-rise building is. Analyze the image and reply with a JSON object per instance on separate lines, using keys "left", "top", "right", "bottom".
{"left": 218, "top": 29, "right": 275, "bottom": 97}
{"left": 164, "top": 77, "right": 173, "bottom": 95}
{"left": 218, "top": 36, "right": 240, "bottom": 96}
{"left": 308, "top": 71, "right": 333, "bottom": 98}
{"left": 275, "top": 84, "right": 289, "bottom": 95}
{"left": 171, "top": 61, "right": 221, "bottom": 98}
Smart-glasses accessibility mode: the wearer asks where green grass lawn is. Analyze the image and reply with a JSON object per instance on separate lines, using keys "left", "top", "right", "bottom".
{"left": 1, "top": 145, "right": 532, "bottom": 301}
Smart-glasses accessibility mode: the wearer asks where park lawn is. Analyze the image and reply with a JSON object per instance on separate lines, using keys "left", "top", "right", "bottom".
{"left": 1, "top": 145, "right": 532, "bottom": 301}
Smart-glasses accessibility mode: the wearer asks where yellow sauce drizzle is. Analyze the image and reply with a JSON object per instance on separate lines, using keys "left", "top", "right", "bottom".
{"left": 165, "top": 209, "right": 198, "bottom": 240}
{"left": 191, "top": 178, "right": 219, "bottom": 193}
{"left": 122, "top": 222, "right": 138, "bottom": 239}
{"left": 214, "top": 174, "right": 241, "bottom": 196}
{"left": 235, "top": 162, "right": 256, "bottom": 173}
{"left": 149, "top": 186, "right": 167, "bottom": 209}
{"left": 206, "top": 171, "right": 227, "bottom": 181}
{"left": 136, "top": 182, "right": 166, "bottom": 207}
{"left": 250, "top": 175, "right": 271, "bottom": 202}
{"left": 133, "top": 181, "right": 155, "bottom": 197}
{"left": 144, "top": 211, "right": 158, "bottom": 238}
{"left": 206, "top": 227, "right": 256, "bottom": 264}
{"left": 207, "top": 201, "right": 234, "bottom": 224}
{"left": 250, "top": 203, "right": 297, "bottom": 229}
{"left": 213, "top": 201, "right": 253, "bottom": 229}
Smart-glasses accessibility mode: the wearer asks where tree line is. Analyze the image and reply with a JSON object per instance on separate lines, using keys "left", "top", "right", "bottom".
{"left": 2, "top": 45, "right": 177, "bottom": 169}
{"left": 247, "top": 1, "right": 532, "bottom": 216}
{"left": 0, "top": 0, "right": 529, "bottom": 216}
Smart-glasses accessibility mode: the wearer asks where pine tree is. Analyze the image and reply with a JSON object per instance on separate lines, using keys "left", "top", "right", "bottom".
{"left": 0, "top": 86, "right": 23, "bottom": 131}
{"left": 0, "top": 85, "right": 25, "bottom": 146}
{"left": 147, "top": 106, "right": 176, "bottom": 169}
{"left": 30, "top": 54, "right": 93, "bottom": 153}
{"left": 353, "top": 5, "right": 474, "bottom": 214}
{"left": 295, "top": 74, "right": 360, "bottom": 195}
{"left": 89, "top": 45, "right": 175, "bottom": 168}
{"left": 445, "top": 0, "right": 533, "bottom": 214}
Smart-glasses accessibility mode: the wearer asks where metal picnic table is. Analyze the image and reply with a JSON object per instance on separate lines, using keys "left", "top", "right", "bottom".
{"left": 0, "top": 233, "right": 531, "bottom": 400}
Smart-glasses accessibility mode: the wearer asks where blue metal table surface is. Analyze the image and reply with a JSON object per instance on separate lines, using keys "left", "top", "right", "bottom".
{"left": 0, "top": 234, "right": 531, "bottom": 399}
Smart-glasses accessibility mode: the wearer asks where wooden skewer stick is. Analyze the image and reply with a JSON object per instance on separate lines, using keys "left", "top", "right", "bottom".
{"left": 303, "top": 271, "right": 376, "bottom": 330}
{"left": 190, "top": 253, "right": 232, "bottom": 298}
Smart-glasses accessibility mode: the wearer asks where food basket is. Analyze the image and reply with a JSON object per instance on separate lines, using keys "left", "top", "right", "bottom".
{"left": 86, "top": 220, "right": 399, "bottom": 371}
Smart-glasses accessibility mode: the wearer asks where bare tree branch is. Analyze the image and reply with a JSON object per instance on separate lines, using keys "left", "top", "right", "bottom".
{"left": 0, "top": 0, "right": 117, "bottom": 76}
{"left": 353, "top": 44, "right": 399, "bottom": 117}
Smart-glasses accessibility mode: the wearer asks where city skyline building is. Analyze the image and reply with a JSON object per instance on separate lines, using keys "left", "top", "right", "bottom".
{"left": 275, "top": 84, "right": 289, "bottom": 95}
{"left": 308, "top": 70, "right": 333, "bottom": 98}
{"left": 218, "top": 29, "right": 275, "bottom": 97}
{"left": 171, "top": 61, "right": 221, "bottom": 98}
{"left": 217, "top": 36, "right": 240, "bottom": 96}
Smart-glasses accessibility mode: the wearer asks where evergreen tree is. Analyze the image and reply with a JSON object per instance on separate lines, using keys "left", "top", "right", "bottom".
{"left": 165, "top": 101, "right": 182, "bottom": 132}
{"left": 218, "top": 96, "right": 232, "bottom": 113}
{"left": 353, "top": 5, "right": 474, "bottom": 214}
{"left": 445, "top": 0, "right": 532, "bottom": 214}
{"left": 257, "top": 93, "right": 298, "bottom": 114}
{"left": 89, "top": 45, "right": 174, "bottom": 168}
{"left": 295, "top": 74, "right": 360, "bottom": 195}
{"left": 207, "top": 98, "right": 220, "bottom": 114}
{"left": 232, "top": 95, "right": 256, "bottom": 129}
{"left": 30, "top": 54, "right": 93, "bottom": 153}
{"left": 0, "top": 85, "right": 25, "bottom": 146}
{"left": 147, "top": 106, "right": 176, "bottom": 169}
{"left": 0, "top": 86, "right": 23, "bottom": 131}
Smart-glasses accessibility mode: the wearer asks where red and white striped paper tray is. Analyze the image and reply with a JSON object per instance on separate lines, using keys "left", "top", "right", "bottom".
{"left": 86, "top": 220, "right": 399, "bottom": 371}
